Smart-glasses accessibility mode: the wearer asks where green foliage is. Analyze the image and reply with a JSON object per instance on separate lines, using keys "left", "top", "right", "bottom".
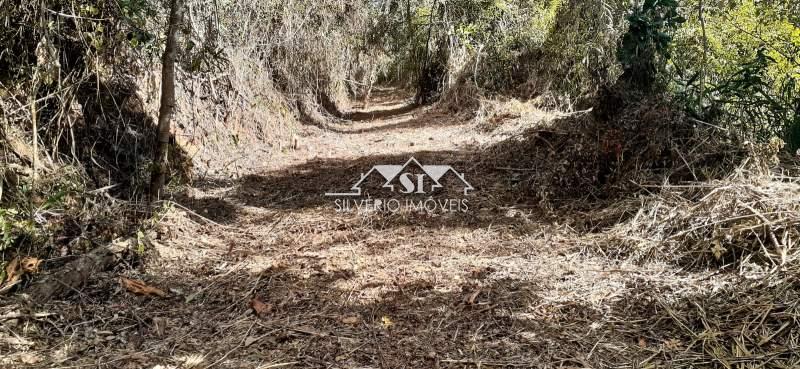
{"left": 705, "top": 49, "right": 799, "bottom": 146}
{"left": 669, "top": 0, "right": 800, "bottom": 151}
{"left": 525, "top": 0, "right": 627, "bottom": 98}
{"left": 0, "top": 207, "right": 37, "bottom": 252}
{"left": 136, "top": 230, "right": 146, "bottom": 255}
{"left": 0, "top": 165, "right": 85, "bottom": 261}
{"left": 617, "top": 0, "right": 685, "bottom": 91}
{"left": 0, "top": 0, "right": 158, "bottom": 85}
{"left": 371, "top": 0, "right": 568, "bottom": 92}
{"left": 465, "top": 0, "right": 564, "bottom": 89}
{"left": 0, "top": 208, "right": 22, "bottom": 251}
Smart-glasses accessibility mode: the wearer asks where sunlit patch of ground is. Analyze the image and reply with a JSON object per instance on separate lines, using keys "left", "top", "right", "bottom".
{"left": 0, "top": 91, "right": 764, "bottom": 368}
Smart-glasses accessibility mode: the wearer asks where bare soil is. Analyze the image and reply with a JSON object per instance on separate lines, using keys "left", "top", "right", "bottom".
{"left": 1, "top": 90, "right": 740, "bottom": 368}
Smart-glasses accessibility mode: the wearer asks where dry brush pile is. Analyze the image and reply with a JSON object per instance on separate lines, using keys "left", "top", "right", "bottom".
{"left": 0, "top": 0, "right": 381, "bottom": 290}
{"left": 605, "top": 264, "right": 800, "bottom": 368}
{"left": 609, "top": 144, "right": 800, "bottom": 367}
{"left": 615, "top": 175, "right": 800, "bottom": 267}
{"left": 468, "top": 61, "right": 800, "bottom": 367}
{"left": 598, "top": 130, "right": 800, "bottom": 368}
{"left": 479, "top": 96, "right": 743, "bottom": 205}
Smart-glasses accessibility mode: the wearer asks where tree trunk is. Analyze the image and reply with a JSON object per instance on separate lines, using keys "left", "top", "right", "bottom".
{"left": 149, "top": 0, "right": 183, "bottom": 200}
{"left": 698, "top": 0, "right": 708, "bottom": 108}
{"left": 422, "top": 0, "right": 436, "bottom": 71}
{"left": 416, "top": 0, "right": 439, "bottom": 105}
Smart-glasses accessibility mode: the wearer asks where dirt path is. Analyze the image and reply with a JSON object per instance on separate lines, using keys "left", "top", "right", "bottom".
{"left": 4, "top": 91, "right": 721, "bottom": 368}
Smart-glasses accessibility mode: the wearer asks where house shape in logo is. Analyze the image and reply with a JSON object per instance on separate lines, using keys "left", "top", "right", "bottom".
{"left": 325, "top": 157, "right": 474, "bottom": 196}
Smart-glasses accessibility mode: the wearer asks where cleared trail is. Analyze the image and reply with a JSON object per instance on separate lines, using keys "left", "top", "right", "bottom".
{"left": 7, "top": 91, "right": 721, "bottom": 368}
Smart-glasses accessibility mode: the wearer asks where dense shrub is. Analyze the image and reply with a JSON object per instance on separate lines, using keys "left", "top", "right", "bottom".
{"left": 669, "top": 0, "right": 800, "bottom": 150}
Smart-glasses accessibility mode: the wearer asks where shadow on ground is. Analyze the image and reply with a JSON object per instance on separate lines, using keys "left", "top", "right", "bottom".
{"left": 345, "top": 103, "right": 420, "bottom": 122}
{"left": 176, "top": 96, "right": 744, "bottom": 232}
{"left": 11, "top": 264, "right": 655, "bottom": 369}
{"left": 174, "top": 147, "right": 544, "bottom": 234}
{"left": 317, "top": 108, "right": 467, "bottom": 134}
{"left": 170, "top": 128, "right": 620, "bottom": 232}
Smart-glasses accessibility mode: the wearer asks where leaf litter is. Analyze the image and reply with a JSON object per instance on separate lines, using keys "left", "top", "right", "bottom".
{"left": 2, "top": 94, "right": 799, "bottom": 368}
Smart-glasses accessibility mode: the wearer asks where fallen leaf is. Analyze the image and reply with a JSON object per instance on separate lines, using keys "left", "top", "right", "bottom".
{"left": 469, "top": 266, "right": 495, "bottom": 279}
{"left": 341, "top": 315, "right": 360, "bottom": 325}
{"left": 381, "top": 315, "right": 394, "bottom": 328}
{"left": 638, "top": 337, "right": 647, "bottom": 348}
{"left": 120, "top": 277, "right": 167, "bottom": 297}
{"left": 467, "top": 289, "right": 481, "bottom": 305}
{"left": 244, "top": 336, "right": 260, "bottom": 347}
{"left": 0, "top": 256, "right": 40, "bottom": 294}
{"left": 20, "top": 257, "right": 42, "bottom": 273}
{"left": 18, "top": 352, "right": 42, "bottom": 364}
{"left": 249, "top": 298, "right": 272, "bottom": 317}
{"left": 663, "top": 338, "right": 682, "bottom": 351}
{"left": 1, "top": 258, "right": 22, "bottom": 287}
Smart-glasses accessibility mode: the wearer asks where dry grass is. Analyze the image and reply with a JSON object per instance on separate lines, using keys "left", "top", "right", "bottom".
{"left": 666, "top": 269, "right": 800, "bottom": 368}
{"left": 3, "top": 90, "right": 800, "bottom": 368}
{"left": 610, "top": 176, "right": 800, "bottom": 267}
{"left": 584, "top": 143, "right": 800, "bottom": 368}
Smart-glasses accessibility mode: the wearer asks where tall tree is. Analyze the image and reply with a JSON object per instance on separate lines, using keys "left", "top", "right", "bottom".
{"left": 149, "top": 0, "right": 184, "bottom": 200}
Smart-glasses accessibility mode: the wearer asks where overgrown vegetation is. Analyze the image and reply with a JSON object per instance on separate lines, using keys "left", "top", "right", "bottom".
{"left": 1, "top": 0, "right": 797, "bottom": 272}
{"left": 671, "top": 0, "right": 800, "bottom": 150}
{"left": 364, "top": 0, "right": 799, "bottom": 148}
{"left": 1, "top": 1, "right": 799, "bottom": 367}
{"left": 0, "top": 0, "right": 373, "bottom": 263}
